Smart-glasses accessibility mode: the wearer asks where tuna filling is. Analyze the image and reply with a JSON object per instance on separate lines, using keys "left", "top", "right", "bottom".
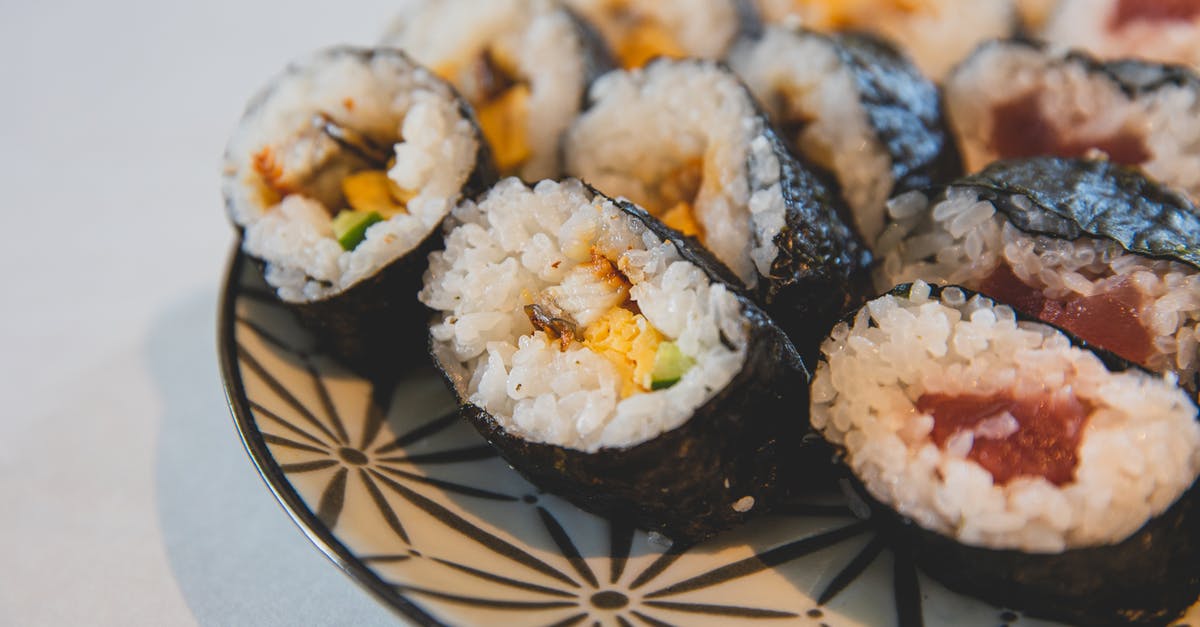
{"left": 988, "top": 92, "right": 1151, "bottom": 166}
{"left": 1110, "top": 0, "right": 1200, "bottom": 29}
{"left": 919, "top": 391, "right": 1093, "bottom": 486}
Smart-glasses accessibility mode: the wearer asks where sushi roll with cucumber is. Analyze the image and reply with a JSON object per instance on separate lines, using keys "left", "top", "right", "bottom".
{"left": 420, "top": 178, "right": 812, "bottom": 542}
{"left": 222, "top": 46, "right": 494, "bottom": 370}
{"left": 752, "top": 0, "right": 1018, "bottom": 80}
{"left": 945, "top": 39, "right": 1200, "bottom": 203}
{"left": 564, "top": 0, "right": 758, "bottom": 69}
{"left": 811, "top": 282, "right": 1200, "bottom": 626}
{"left": 564, "top": 58, "right": 869, "bottom": 355}
{"left": 729, "top": 26, "right": 960, "bottom": 246}
{"left": 1043, "top": 0, "right": 1200, "bottom": 70}
{"left": 382, "top": 0, "right": 612, "bottom": 180}
{"left": 876, "top": 157, "right": 1200, "bottom": 392}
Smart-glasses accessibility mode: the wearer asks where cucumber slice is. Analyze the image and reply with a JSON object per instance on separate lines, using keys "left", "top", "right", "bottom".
{"left": 332, "top": 210, "right": 383, "bottom": 251}
{"left": 650, "top": 341, "right": 694, "bottom": 390}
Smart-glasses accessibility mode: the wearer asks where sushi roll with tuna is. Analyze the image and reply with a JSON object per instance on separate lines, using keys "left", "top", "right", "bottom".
{"left": 421, "top": 178, "right": 812, "bottom": 542}
{"left": 877, "top": 157, "right": 1200, "bottom": 392}
{"left": 729, "top": 26, "right": 960, "bottom": 246}
{"left": 946, "top": 39, "right": 1200, "bottom": 203}
{"left": 1043, "top": 0, "right": 1200, "bottom": 70}
{"left": 222, "top": 47, "right": 494, "bottom": 371}
{"left": 382, "top": 0, "right": 612, "bottom": 180}
{"left": 811, "top": 282, "right": 1200, "bottom": 626}
{"left": 565, "top": 59, "right": 869, "bottom": 354}
{"left": 753, "top": 0, "right": 1018, "bottom": 80}
{"left": 564, "top": 0, "right": 758, "bottom": 69}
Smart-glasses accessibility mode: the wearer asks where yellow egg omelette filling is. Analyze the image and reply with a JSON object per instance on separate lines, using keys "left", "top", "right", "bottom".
{"left": 786, "top": 0, "right": 935, "bottom": 30}
{"left": 582, "top": 307, "right": 664, "bottom": 398}
{"left": 435, "top": 47, "right": 532, "bottom": 175}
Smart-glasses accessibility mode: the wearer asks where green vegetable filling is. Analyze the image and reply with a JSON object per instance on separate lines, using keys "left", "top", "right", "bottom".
{"left": 332, "top": 210, "right": 383, "bottom": 251}
{"left": 650, "top": 341, "right": 694, "bottom": 390}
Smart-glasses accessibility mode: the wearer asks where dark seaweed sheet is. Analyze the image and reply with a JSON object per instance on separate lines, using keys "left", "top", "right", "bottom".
{"left": 957, "top": 157, "right": 1200, "bottom": 269}
{"left": 826, "top": 283, "right": 1200, "bottom": 626}
{"left": 434, "top": 191, "right": 816, "bottom": 544}
{"left": 832, "top": 31, "right": 962, "bottom": 196}
{"left": 984, "top": 38, "right": 1200, "bottom": 99}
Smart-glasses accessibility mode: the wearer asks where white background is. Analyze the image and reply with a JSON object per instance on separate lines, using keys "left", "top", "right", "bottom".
{"left": 0, "top": 1, "right": 412, "bottom": 624}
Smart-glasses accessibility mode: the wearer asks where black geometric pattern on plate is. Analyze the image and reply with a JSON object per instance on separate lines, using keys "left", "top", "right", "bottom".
{"left": 222, "top": 247, "right": 1135, "bottom": 626}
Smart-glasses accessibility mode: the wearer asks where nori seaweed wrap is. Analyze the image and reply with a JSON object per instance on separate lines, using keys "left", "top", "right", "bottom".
{"left": 382, "top": 0, "right": 614, "bottom": 181}
{"left": 421, "top": 178, "right": 813, "bottom": 543}
{"left": 221, "top": 46, "right": 495, "bottom": 373}
{"left": 877, "top": 157, "right": 1200, "bottom": 393}
{"left": 729, "top": 26, "right": 961, "bottom": 247}
{"left": 946, "top": 39, "right": 1200, "bottom": 204}
{"left": 564, "top": 58, "right": 870, "bottom": 358}
{"left": 812, "top": 282, "right": 1200, "bottom": 626}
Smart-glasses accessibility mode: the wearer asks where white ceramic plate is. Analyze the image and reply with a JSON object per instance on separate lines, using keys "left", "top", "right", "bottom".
{"left": 220, "top": 246, "right": 1198, "bottom": 626}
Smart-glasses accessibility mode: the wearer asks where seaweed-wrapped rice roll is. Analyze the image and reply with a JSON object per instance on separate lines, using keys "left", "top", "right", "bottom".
{"left": 565, "top": 59, "right": 869, "bottom": 353}
{"left": 421, "top": 178, "right": 811, "bottom": 542}
{"left": 946, "top": 39, "right": 1200, "bottom": 203}
{"left": 752, "top": 0, "right": 1018, "bottom": 80}
{"left": 811, "top": 282, "right": 1200, "bottom": 625}
{"left": 1043, "top": 0, "right": 1200, "bottom": 70}
{"left": 222, "top": 47, "right": 493, "bottom": 370}
{"left": 729, "top": 26, "right": 960, "bottom": 246}
{"left": 382, "top": 0, "right": 611, "bottom": 180}
{"left": 564, "top": 0, "right": 755, "bottom": 69}
{"left": 877, "top": 158, "right": 1200, "bottom": 392}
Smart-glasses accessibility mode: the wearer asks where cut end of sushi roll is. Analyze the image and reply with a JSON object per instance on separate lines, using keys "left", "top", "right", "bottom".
{"left": 811, "top": 282, "right": 1200, "bottom": 552}
{"left": 384, "top": 0, "right": 609, "bottom": 181}
{"left": 222, "top": 46, "right": 489, "bottom": 303}
{"left": 945, "top": 39, "right": 1200, "bottom": 204}
{"left": 565, "top": 0, "right": 749, "bottom": 69}
{"left": 753, "top": 0, "right": 1017, "bottom": 80}
{"left": 1044, "top": 0, "right": 1200, "bottom": 70}
{"left": 729, "top": 26, "right": 959, "bottom": 245}
{"left": 876, "top": 158, "right": 1200, "bottom": 392}
{"left": 422, "top": 177, "right": 812, "bottom": 541}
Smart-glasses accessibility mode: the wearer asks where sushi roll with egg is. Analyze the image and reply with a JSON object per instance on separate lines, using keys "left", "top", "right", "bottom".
{"left": 383, "top": 0, "right": 613, "bottom": 180}
{"left": 222, "top": 47, "right": 495, "bottom": 371}
{"left": 945, "top": 39, "right": 1200, "bottom": 204}
{"left": 729, "top": 26, "right": 961, "bottom": 247}
{"left": 1043, "top": 0, "right": 1200, "bottom": 70}
{"left": 421, "top": 178, "right": 812, "bottom": 542}
{"left": 811, "top": 282, "right": 1200, "bottom": 626}
{"left": 876, "top": 157, "right": 1200, "bottom": 393}
{"left": 564, "top": 58, "right": 870, "bottom": 356}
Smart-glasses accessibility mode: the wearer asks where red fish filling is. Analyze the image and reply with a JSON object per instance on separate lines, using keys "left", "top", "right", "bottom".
{"left": 988, "top": 92, "right": 1151, "bottom": 166}
{"left": 918, "top": 392, "right": 1093, "bottom": 486}
{"left": 980, "top": 263, "right": 1153, "bottom": 366}
{"left": 1110, "top": 0, "right": 1200, "bottom": 30}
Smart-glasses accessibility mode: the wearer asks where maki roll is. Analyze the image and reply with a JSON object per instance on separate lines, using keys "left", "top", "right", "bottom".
{"left": 564, "top": 58, "right": 869, "bottom": 354}
{"left": 810, "top": 282, "right": 1200, "bottom": 625}
{"left": 752, "top": 0, "right": 1018, "bottom": 80}
{"left": 729, "top": 26, "right": 960, "bottom": 246}
{"left": 876, "top": 158, "right": 1200, "bottom": 392}
{"left": 1043, "top": 0, "right": 1200, "bottom": 70}
{"left": 382, "top": 0, "right": 612, "bottom": 180}
{"left": 420, "top": 178, "right": 811, "bottom": 542}
{"left": 563, "top": 0, "right": 758, "bottom": 69}
{"left": 222, "top": 46, "right": 494, "bottom": 370}
{"left": 946, "top": 39, "right": 1200, "bottom": 203}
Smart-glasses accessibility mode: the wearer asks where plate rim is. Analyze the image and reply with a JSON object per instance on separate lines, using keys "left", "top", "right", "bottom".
{"left": 217, "top": 242, "right": 442, "bottom": 625}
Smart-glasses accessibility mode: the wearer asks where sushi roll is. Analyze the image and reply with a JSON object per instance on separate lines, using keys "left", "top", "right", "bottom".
{"left": 222, "top": 46, "right": 494, "bottom": 371}
{"left": 729, "top": 26, "right": 961, "bottom": 247}
{"left": 1043, "top": 0, "right": 1200, "bottom": 70}
{"left": 564, "top": 0, "right": 759, "bottom": 69}
{"left": 382, "top": 0, "right": 612, "bottom": 180}
{"left": 420, "top": 178, "right": 812, "bottom": 542}
{"left": 564, "top": 58, "right": 870, "bottom": 354}
{"left": 876, "top": 157, "right": 1200, "bottom": 393}
{"left": 811, "top": 282, "right": 1200, "bottom": 626}
{"left": 752, "top": 0, "right": 1018, "bottom": 80}
{"left": 945, "top": 39, "right": 1200, "bottom": 204}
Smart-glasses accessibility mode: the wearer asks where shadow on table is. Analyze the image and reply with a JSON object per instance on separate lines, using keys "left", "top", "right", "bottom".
{"left": 148, "top": 288, "right": 397, "bottom": 626}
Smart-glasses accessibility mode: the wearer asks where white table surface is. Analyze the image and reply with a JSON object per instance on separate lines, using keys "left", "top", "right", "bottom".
{"left": 0, "top": 2, "right": 416, "bottom": 624}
